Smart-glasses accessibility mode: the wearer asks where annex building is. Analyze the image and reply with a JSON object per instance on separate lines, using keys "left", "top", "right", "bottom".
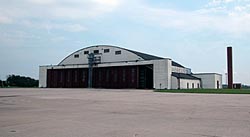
{"left": 39, "top": 45, "right": 222, "bottom": 89}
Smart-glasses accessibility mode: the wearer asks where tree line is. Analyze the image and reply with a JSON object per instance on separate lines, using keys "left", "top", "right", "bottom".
{"left": 1, "top": 75, "right": 38, "bottom": 88}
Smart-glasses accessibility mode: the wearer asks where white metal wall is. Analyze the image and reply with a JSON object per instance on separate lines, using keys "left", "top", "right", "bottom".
{"left": 39, "top": 59, "right": 173, "bottom": 89}
{"left": 59, "top": 46, "right": 144, "bottom": 65}
{"left": 179, "top": 79, "right": 201, "bottom": 89}
{"left": 215, "top": 74, "right": 223, "bottom": 89}
{"left": 39, "top": 45, "right": 222, "bottom": 89}
{"left": 171, "top": 76, "right": 178, "bottom": 89}
{"left": 193, "top": 74, "right": 222, "bottom": 89}
{"left": 39, "top": 66, "right": 47, "bottom": 88}
{"left": 171, "top": 76, "right": 201, "bottom": 89}
{"left": 172, "top": 66, "right": 190, "bottom": 74}
{"left": 153, "top": 59, "right": 172, "bottom": 89}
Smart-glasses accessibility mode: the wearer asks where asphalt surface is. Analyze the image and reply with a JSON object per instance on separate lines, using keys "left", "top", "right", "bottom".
{"left": 0, "top": 88, "right": 250, "bottom": 137}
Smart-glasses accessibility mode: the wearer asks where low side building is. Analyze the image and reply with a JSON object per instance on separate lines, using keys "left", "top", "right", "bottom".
{"left": 171, "top": 72, "right": 201, "bottom": 89}
{"left": 39, "top": 45, "right": 222, "bottom": 89}
{"left": 192, "top": 73, "right": 223, "bottom": 89}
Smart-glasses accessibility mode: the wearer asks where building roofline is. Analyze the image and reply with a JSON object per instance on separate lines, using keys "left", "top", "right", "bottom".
{"left": 59, "top": 45, "right": 165, "bottom": 65}
{"left": 193, "top": 73, "right": 222, "bottom": 76}
{"left": 58, "top": 45, "right": 186, "bottom": 68}
{"left": 172, "top": 61, "right": 185, "bottom": 68}
{"left": 172, "top": 72, "right": 201, "bottom": 80}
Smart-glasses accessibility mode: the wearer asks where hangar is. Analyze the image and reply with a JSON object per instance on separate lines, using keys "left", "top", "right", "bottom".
{"left": 39, "top": 45, "right": 222, "bottom": 89}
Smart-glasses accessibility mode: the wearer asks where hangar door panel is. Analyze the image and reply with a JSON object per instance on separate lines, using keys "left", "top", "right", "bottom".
{"left": 92, "top": 66, "right": 139, "bottom": 89}
{"left": 47, "top": 65, "right": 153, "bottom": 89}
{"left": 138, "top": 65, "right": 153, "bottom": 89}
{"left": 47, "top": 68, "right": 88, "bottom": 88}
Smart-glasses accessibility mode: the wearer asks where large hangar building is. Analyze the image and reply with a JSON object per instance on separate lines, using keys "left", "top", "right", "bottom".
{"left": 39, "top": 45, "right": 222, "bottom": 89}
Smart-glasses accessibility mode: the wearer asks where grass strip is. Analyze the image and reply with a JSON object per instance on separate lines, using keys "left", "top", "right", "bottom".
{"left": 155, "top": 89, "right": 250, "bottom": 94}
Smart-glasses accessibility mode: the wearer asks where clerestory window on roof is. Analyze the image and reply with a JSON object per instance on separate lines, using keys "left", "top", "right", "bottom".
{"left": 84, "top": 51, "right": 89, "bottom": 54}
{"left": 94, "top": 50, "right": 99, "bottom": 54}
{"left": 115, "top": 50, "right": 121, "bottom": 55}
{"left": 104, "top": 49, "right": 110, "bottom": 53}
{"left": 74, "top": 54, "right": 79, "bottom": 58}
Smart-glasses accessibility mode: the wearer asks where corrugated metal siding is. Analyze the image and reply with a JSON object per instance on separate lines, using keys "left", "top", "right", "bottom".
{"left": 47, "top": 68, "right": 88, "bottom": 88}
{"left": 47, "top": 65, "right": 153, "bottom": 89}
{"left": 92, "top": 66, "right": 139, "bottom": 89}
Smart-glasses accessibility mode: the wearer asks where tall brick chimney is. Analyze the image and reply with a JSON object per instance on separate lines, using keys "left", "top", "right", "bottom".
{"left": 227, "top": 47, "right": 233, "bottom": 89}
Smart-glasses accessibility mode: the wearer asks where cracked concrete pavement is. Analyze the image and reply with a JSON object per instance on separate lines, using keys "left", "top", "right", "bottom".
{"left": 0, "top": 88, "right": 250, "bottom": 137}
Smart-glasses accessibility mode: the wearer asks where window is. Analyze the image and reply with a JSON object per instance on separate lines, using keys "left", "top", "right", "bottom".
{"left": 187, "top": 83, "right": 189, "bottom": 89}
{"left": 104, "top": 49, "right": 110, "bottom": 53}
{"left": 192, "top": 83, "right": 194, "bottom": 89}
{"left": 115, "top": 50, "right": 121, "bottom": 55}
{"left": 74, "top": 54, "right": 79, "bottom": 58}
{"left": 197, "top": 83, "right": 200, "bottom": 89}
{"left": 84, "top": 51, "right": 89, "bottom": 54}
{"left": 94, "top": 50, "right": 99, "bottom": 54}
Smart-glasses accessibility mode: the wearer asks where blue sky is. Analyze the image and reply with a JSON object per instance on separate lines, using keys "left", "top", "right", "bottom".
{"left": 0, "top": 0, "right": 250, "bottom": 84}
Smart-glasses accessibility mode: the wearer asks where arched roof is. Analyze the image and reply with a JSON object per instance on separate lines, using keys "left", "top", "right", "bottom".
{"left": 58, "top": 45, "right": 184, "bottom": 68}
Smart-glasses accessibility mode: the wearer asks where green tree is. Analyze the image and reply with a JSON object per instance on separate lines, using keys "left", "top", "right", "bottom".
{"left": 6, "top": 75, "right": 38, "bottom": 87}
{"left": 0, "top": 80, "right": 3, "bottom": 88}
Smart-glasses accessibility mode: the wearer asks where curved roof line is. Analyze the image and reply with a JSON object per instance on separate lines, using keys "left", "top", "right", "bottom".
{"left": 58, "top": 45, "right": 164, "bottom": 65}
{"left": 126, "top": 49, "right": 164, "bottom": 60}
{"left": 58, "top": 45, "right": 110, "bottom": 65}
{"left": 58, "top": 45, "right": 185, "bottom": 68}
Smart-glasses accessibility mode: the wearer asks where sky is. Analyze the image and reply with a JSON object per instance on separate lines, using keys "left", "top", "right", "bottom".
{"left": 0, "top": 0, "right": 250, "bottom": 84}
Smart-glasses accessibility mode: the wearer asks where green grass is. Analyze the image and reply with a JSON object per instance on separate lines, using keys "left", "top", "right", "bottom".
{"left": 155, "top": 89, "right": 250, "bottom": 94}
{"left": 0, "top": 86, "right": 38, "bottom": 88}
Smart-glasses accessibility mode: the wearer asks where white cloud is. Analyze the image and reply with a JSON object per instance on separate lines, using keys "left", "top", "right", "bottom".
{"left": 206, "top": 0, "right": 250, "bottom": 14}
{"left": 126, "top": 0, "right": 250, "bottom": 34}
{"left": 0, "top": 0, "right": 122, "bottom": 26}
{"left": 1, "top": 0, "right": 122, "bottom": 20}
{"left": 234, "top": 6, "right": 245, "bottom": 12}
{"left": 207, "top": 0, "right": 236, "bottom": 6}
{"left": 93, "top": 0, "right": 120, "bottom": 7}
{"left": 27, "top": 0, "right": 57, "bottom": 5}
{"left": 0, "top": 0, "right": 122, "bottom": 32}
{"left": 64, "top": 24, "right": 87, "bottom": 32}
{"left": 50, "top": 36, "right": 67, "bottom": 43}
{"left": 20, "top": 20, "right": 87, "bottom": 32}
{"left": 1, "top": 0, "right": 250, "bottom": 34}
{"left": 0, "top": 15, "right": 12, "bottom": 24}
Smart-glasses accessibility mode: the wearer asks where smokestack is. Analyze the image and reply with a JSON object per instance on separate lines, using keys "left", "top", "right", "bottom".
{"left": 227, "top": 47, "right": 233, "bottom": 89}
